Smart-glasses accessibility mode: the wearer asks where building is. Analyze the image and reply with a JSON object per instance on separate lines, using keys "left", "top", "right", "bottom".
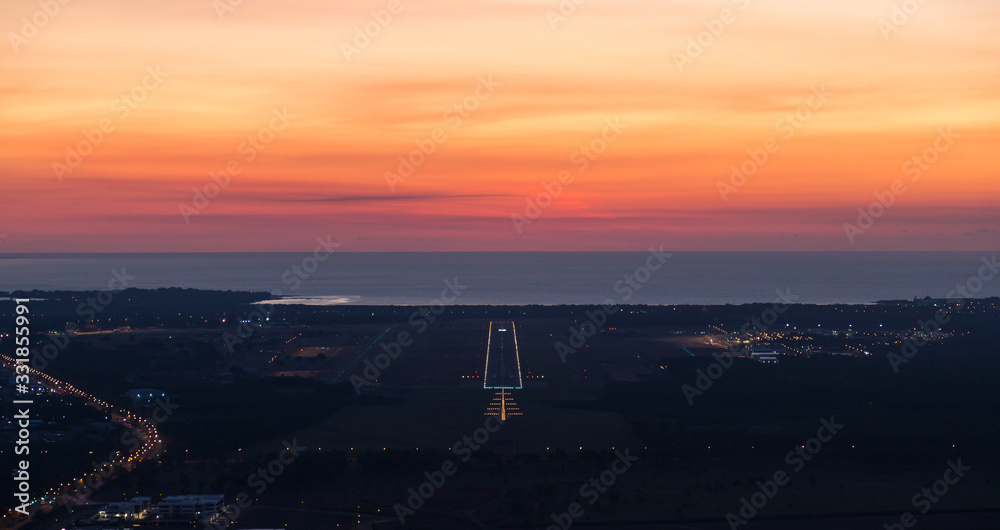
{"left": 750, "top": 349, "right": 780, "bottom": 364}
{"left": 98, "top": 496, "right": 152, "bottom": 521}
{"left": 156, "top": 494, "right": 224, "bottom": 521}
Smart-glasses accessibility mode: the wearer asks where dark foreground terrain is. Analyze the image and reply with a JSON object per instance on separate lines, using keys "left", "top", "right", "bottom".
{"left": 2, "top": 290, "right": 998, "bottom": 528}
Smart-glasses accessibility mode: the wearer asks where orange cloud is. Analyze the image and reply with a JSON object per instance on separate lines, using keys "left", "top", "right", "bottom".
{"left": 0, "top": 0, "right": 997, "bottom": 251}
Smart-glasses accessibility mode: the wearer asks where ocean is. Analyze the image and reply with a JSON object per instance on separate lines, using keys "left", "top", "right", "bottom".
{"left": 0, "top": 252, "right": 997, "bottom": 305}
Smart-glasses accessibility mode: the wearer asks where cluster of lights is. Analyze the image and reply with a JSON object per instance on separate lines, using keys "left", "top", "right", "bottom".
{"left": 0, "top": 354, "right": 163, "bottom": 521}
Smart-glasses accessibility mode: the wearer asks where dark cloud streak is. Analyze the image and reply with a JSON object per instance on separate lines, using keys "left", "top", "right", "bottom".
{"left": 240, "top": 193, "right": 511, "bottom": 203}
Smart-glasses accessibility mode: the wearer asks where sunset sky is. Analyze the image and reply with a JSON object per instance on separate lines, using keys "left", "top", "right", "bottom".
{"left": 2, "top": 0, "right": 998, "bottom": 252}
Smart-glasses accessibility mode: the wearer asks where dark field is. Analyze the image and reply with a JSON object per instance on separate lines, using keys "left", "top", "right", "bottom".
{"left": 4, "top": 292, "right": 1000, "bottom": 529}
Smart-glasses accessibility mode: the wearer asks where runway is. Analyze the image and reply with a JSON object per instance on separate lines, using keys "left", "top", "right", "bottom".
{"left": 483, "top": 321, "right": 523, "bottom": 390}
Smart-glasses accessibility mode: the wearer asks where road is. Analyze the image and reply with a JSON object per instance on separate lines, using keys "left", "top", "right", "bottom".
{"left": 0, "top": 354, "right": 163, "bottom": 528}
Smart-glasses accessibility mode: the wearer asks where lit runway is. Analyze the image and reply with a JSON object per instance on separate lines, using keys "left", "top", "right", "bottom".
{"left": 483, "top": 321, "right": 523, "bottom": 390}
